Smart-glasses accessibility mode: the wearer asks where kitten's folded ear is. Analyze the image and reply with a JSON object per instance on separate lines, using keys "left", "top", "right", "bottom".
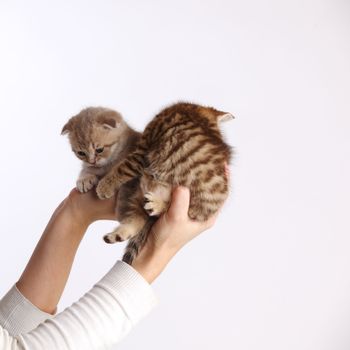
{"left": 100, "top": 118, "right": 120, "bottom": 130}
{"left": 97, "top": 111, "right": 122, "bottom": 130}
{"left": 218, "top": 112, "right": 235, "bottom": 122}
{"left": 61, "top": 119, "right": 73, "bottom": 135}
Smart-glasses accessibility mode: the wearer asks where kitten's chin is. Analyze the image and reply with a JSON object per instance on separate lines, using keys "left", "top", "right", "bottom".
{"left": 95, "top": 159, "right": 109, "bottom": 167}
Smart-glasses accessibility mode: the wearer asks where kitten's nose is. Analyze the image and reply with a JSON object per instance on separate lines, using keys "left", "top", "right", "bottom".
{"left": 89, "top": 159, "right": 96, "bottom": 164}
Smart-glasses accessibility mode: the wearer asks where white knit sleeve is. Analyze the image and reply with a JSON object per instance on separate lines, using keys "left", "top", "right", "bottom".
{"left": 0, "top": 285, "right": 54, "bottom": 336}
{"left": 0, "top": 260, "right": 158, "bottom": 350}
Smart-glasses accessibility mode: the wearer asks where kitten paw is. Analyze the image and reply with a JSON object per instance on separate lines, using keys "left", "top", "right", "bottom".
{"left": 96, "top": 176, "right": 117, "bottom": 199}
{"left": 103, "top": 225, "right": 134, "bottom": 244}
{"left": 103, "top": 232, "right": 124, "bottom": 244}
{"left": 144, "top": 192, "right": 166, "bottom": 216}
{"left": 76, "top": 174, "right": 98, "bottom": 193}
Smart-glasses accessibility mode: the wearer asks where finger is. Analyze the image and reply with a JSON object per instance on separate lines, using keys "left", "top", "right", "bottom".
{"left": 167, "top": 186, "right": 190, "bottom": 221}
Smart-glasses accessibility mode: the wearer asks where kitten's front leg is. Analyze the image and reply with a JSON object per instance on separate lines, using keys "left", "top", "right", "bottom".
{"left": 96, "top": 150, "right": 145, "bottom": 199}
{"left": 96, "top": 171, "right": 122, "bottom": 199}
{"left": 76, "top": 171, "right": 99, "bottom": 193}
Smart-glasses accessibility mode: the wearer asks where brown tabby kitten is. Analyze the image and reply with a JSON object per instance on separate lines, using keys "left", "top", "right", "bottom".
{"left": 61, "top": 107, "right": 143, "bottom": 239}
{"left": 96, "top": 102, "right": 233, "bottom": 264}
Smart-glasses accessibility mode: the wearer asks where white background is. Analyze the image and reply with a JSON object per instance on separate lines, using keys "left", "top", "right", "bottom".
{"left": 0, "top": 1, "right": 349, "bottom": 349}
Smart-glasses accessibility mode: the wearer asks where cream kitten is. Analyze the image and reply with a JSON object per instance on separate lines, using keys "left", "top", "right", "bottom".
{"left": 61, "top": 107, "right": 141, "bottom": 192}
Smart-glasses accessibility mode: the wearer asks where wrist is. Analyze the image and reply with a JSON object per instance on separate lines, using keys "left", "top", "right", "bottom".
{"left": 131, "top": 245, "right": 177, "bottom": 284}
{"left": 63, "top": 193, "right": 94, "bottom": 228}
{"left": 51, "top": 200, "right": 91, "bottom": 238}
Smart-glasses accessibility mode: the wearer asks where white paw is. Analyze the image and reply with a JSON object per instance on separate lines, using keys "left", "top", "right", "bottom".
{"left": 76, "top": 174, "right": 98, "bottom": 193}
{"left": 143, "top": 192, "right": 166, "bottom": 216}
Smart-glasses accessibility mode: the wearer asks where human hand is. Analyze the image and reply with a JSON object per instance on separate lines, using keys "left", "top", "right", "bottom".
{"left": 132, "top": 164, "right": 229, "bottom": 283}
{"left": 149, "top": 186, "right": 219, "bottom": 254}
{"left": 63, "top": 187, "right": 119, "bottom": 227}
{"left": 131, "top": 186, "right": 224, "bottom": 282}
{"left": 143, "top": 163, "right": 229, "bottom": 256}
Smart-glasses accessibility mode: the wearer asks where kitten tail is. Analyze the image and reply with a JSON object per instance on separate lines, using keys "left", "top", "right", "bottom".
{"left": 122, "top": 217, "right": 157, "bottom": 265}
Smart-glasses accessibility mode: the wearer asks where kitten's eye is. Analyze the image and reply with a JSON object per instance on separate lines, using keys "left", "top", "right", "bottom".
{"left": 77, "top": 151, "right": 86, "bottom": 157}
{"left": 96, "top": 147, "right": 104, "bottom": 154}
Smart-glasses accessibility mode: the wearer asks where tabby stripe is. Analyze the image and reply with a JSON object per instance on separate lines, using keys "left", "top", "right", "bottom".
{"left": 220, "top": 184, "right": 229, "bottom": 194}
{"left": 172, "top": 139, "right": 208, "bottom": 169}
{"left": 210, "top": 144, "right": 228, "bottom": 154}
{"left": 209, "top": 182, "right": 223, "bottom": 193}
{"left": 137, "top": 138, "right": 148, "bottom": 148}
{"left": 170, "top": 132, "right": 203, "bottom": 155}
{"left": 181, "top": 131, "right": 209, "bottom": 141}
{"left": 204, "top": 169, "right": 215, "bottom": 182}
{"left": 124, "top": 160, "right": 140, "bottom": 175}
{"left": 144, "top": 125, "right": 156, "bottom": 146}
{"left": 148, "top": 121, "right": 158, "bottom": 140}
{"left": 166, "top": 132, "right": 206, "bottom": 160}
{"left": 120, "top": 168, "right": 135, "bottom": 178}
{"left": 172, "top": 124, "right": 201, "bottom": 137}
{"left": 155, "top": 119, "right": 193, "bottom": 141}
{"left": 150, "top": 112, "right": 176, "bottom": 140}
{"left": 187, "top": 156, "right": 213, "bottom": 171}
{"left": 131, "top": 154, "right": 144, "bottom": 167}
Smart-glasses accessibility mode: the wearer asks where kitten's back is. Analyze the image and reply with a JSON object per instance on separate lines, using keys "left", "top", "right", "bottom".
{"left": 142, "top": 102, "right": 232, "bottom": 220}
{"left": 143, "top": 102, "right": 232, "bottom": 182}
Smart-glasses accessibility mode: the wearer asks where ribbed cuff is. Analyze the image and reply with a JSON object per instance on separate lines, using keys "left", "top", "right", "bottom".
{"left": 0, "top": 285, "right": 54, "bottom": 336}
{"left": 97, "top": 260, "right": 158, "bottom": 325}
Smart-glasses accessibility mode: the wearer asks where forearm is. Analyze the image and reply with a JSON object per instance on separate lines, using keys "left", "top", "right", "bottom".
{"left": 16, "top": 199, "right": 89, "bottom": 315}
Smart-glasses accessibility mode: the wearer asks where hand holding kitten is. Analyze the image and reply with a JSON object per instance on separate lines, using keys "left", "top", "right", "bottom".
{"left": 65, "top": 188, "right": 119, "bottom": 226}
{"left": 131, "top": 183, "right": 227, "bottom": 283}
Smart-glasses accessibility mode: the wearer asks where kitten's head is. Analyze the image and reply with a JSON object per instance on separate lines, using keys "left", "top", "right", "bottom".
{"left": 61, "top": 107, "right": 127, "bottom": 168}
